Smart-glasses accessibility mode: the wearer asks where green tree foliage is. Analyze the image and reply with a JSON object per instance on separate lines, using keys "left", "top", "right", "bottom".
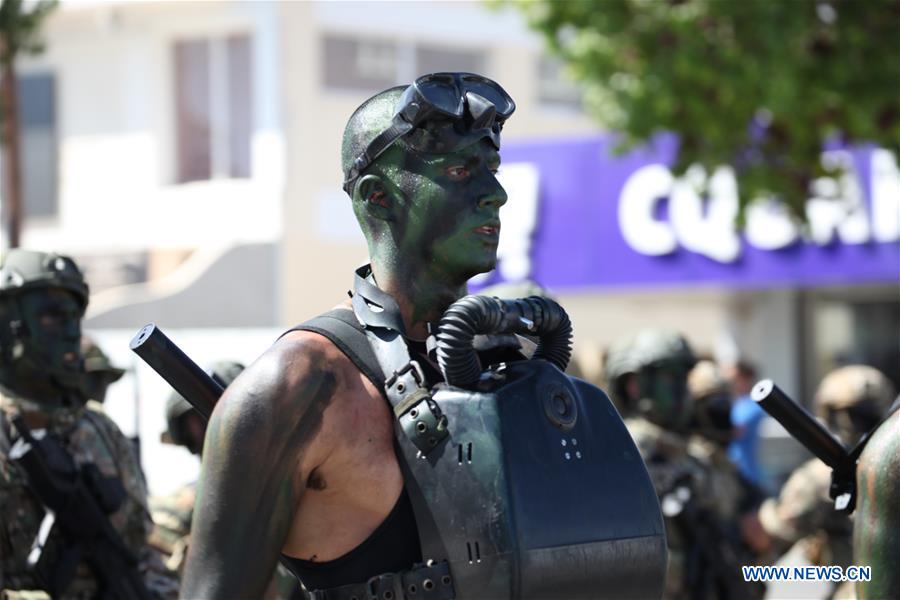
{"left": 0, "top": 0, "right": 56, "bottom": 68}
{"left": 512, "top": 0, "right": 900, "bottom": 215}
{"left": 0, "top": 0, "right": 56, "bottom": 247}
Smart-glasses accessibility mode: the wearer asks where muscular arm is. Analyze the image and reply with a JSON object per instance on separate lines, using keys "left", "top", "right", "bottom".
{"left": 854, "top": 411, "right": 900, "bottom": 599}
{"left": 180, "top": 334, "right": 338, "bottom": 599}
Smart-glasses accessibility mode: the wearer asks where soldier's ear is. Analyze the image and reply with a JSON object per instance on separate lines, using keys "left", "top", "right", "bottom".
{"left": 354, "top": 174, "right": 396, "bottom": 222}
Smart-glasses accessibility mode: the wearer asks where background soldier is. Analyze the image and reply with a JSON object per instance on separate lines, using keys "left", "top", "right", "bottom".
{"left": 80, "top": 336, "right": 126, "bottom": 405}
{"left": 605, "top": 330, "right": 764, "bottom": 599}
{"left": 0, "top": 249, "right": 177, "bottom": 599}
{"left": 758, "top": 365, "right": 895, "bottom": 600}
{"left": 687, "top": 360, "right": 771, "bottom": 562}
{"left": 150, "top": 360, "right": 244, "bottom": 573}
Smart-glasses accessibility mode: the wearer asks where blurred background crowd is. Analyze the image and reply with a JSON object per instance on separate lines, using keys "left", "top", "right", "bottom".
{"left": 1, "top": 1, "right": 897, "bottom": 599}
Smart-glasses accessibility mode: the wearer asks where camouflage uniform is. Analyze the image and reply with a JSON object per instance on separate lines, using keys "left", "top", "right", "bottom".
{"left": 148, "top": 361, "right": 244, "bottom": 574}
{"left": 148, "top": 482, "right": 196, "bottom": 574}
{"left": 606, "top": 332, "right": 694, "bottom": 598}
{"left": 758, "top": 458, "right": 853, "bottom": 567}
{"left": 607, "top": 331, "right": 763, "bottom": 599}
{"left": 0, "top": 396, "right": 178, "bottom": 599}
{"left": 759, "top": 365, "right": 895, "bottom": 600}
{"left": 687, "top": 361, "right": 763, "bottom": 522}
{"left": 626, "top": 416, "right": 731, "bottom": 599}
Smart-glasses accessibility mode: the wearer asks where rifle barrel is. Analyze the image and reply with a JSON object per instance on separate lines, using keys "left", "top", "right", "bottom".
{"left": 129, "top": 324, "right": 223, "bottom": 421}
{"left": 752, "top": 379, "right": 847, "bottom": 469}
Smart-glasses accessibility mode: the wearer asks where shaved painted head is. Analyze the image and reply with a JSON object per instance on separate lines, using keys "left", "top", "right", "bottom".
{"left": 340, "top": 80, "right": 508, "bottom": 298}
{"left": 341, "top": 86, "right": 405, "bottom": 190}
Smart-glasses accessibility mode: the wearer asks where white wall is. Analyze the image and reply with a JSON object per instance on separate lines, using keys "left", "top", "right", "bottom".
{"left": 14, "top": 1, "right": 284, "bottom": 255}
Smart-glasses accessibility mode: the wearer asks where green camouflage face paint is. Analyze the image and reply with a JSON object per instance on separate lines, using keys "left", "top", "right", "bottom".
{"left": 399, "top": 140, "right": 506, "bottom": 276}
{"left": 1, "top": 288, "right": 85, "bottom": 404}
{"left": 362, "top": 138, "right": 507, "bottom": 331}
{"left": 637, "top": 363, "right": 693, "bottom": 430}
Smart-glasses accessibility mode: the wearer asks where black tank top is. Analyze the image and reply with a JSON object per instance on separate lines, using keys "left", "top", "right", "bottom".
{"left": 279, "top": 310, "right": 423, "bottom": 591}
{"left": 279, "top": 307, "right": 523, "bottom": 592}
{"left": 280, "top": 488, "right": 421, "bottom": 591}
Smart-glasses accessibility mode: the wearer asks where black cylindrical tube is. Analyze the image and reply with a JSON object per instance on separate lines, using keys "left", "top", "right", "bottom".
{"left": 129, "top": 324, "right": 222, "bottom": 421}
{"left": 752, "top": 379, "right": 847, "bottom": 469}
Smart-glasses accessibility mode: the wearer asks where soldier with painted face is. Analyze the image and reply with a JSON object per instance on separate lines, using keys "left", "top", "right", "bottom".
{"left": 758, "top": 365, "right": 895, "bottom": 600}
{"left": 181, "top": 74, "right": 666, "bottom": 599}
{"left": 0, "top": 249, "right": 177, "bottom": 599}
{"left": 181, "top": 74, "right": 518, "bottom": 600}
{"left": 605, "top": 332, "right": 764, "bottom": 599}
{"left": 605, "top": 330, "right": 700, "bottom": 597}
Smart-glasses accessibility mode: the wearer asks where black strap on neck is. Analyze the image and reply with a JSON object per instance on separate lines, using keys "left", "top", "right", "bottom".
{"left": 351, "top": 264, "right": 408, "bottom": 335}
{"left": 350, "top": 265, "right": 449, "bottom": 457}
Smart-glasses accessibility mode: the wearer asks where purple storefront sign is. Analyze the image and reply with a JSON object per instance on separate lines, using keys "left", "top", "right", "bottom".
{"left": 482, "top": 135, "right": 900, "bottom": 292}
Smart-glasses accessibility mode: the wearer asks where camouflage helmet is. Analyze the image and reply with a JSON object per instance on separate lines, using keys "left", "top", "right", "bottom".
{"left": 164, "top": 360, "right": 244, "bottom": 450}
{"left": 815, "top": 365, "right": 895, "bottom": 418}
{"left": 688, "top": 360, "right": 729, "bottom": 401}
{"left": 604, "top": 329, "right": 696, "bottom": 385}
{"left": 603, "top": 329, "right": 696, "bottom": 426}
{"left": 81, "top": 336, "right": 126, "bottom": 381}
{"left": 0, "top": 249, "right": 88, "bottom": 309}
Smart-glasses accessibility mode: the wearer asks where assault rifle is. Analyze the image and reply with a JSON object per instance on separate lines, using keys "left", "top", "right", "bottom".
{"left": 8, "top": 417, "right": 152, "bottom": 599}
{"left": 660, "top": 473, "right": 765, "bottom": 600}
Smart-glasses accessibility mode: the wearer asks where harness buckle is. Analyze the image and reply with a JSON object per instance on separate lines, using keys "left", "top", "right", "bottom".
{"left": 366, "top": 571, "right": 403, "bottom": 600}
{"left": 386, "top": 360, "right": 427, "bottom": 391}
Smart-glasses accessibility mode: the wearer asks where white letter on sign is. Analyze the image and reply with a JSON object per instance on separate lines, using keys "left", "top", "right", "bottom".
{"left": 670, "top": 165, "right": 741, "bottom": 263}
{"left": 871, "top": 149, "right": 900, "bottom": 243}
{"left": 618, "top": 164, "right": 677, "bottom": 256}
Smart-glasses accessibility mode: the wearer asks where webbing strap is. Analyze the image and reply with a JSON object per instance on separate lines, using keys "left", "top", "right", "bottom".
{"left": 307, "top": 560, "right": 454, "bottom": 600}
{"left": 285, "top": 309, "right": 385, "bottom": 394}
{"left": 283, "top": 306, "right": 453, "bottom": 599}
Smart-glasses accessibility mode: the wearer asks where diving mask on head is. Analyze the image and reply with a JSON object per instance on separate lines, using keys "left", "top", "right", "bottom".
{"left": 343, "top": 72, "right": 516, "bottom": 193}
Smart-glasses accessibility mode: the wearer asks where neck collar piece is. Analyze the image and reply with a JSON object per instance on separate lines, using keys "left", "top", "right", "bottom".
{"left": 352, "top": 265, "right": 407, "bottom": 335}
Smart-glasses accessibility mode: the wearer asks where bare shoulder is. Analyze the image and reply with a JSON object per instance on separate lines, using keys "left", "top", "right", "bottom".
{"left": 205, "top": 329, "right": 358, "bottom": 470}
{"left": 183, "top": 330, "right": 357, "bottom": 597}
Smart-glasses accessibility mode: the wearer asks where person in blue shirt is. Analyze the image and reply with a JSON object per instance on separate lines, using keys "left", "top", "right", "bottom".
{"left": 726, "top": 360, "right": 767, "bottom": 489}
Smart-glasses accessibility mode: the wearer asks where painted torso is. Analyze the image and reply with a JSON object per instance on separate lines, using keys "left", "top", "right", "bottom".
{"left": 278, "top": 326, "right": 405, "bottom": 563}
{"left": 854, "top": 409, "right": 900, "bottom": 600}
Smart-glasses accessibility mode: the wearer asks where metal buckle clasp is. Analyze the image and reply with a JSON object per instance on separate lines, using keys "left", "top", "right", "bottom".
{"left": 386, "top": 360, "right": 427, "bottom": 391}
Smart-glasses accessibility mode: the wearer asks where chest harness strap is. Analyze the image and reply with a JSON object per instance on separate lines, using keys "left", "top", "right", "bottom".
{"left": 291, "top": 266, "right": 455, "bottom": 600}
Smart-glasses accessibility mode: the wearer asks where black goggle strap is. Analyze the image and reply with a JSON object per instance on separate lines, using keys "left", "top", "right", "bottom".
{"left": 343, "top": 77, "right": 512, "bottom": 193}
{"left": 343, "top": 116, "right": 415, "bottom": 192}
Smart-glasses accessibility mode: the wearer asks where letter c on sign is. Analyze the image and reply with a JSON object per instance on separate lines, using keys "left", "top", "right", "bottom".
{"left": 618, "top": 164, "right": 677, "bottom": 256}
